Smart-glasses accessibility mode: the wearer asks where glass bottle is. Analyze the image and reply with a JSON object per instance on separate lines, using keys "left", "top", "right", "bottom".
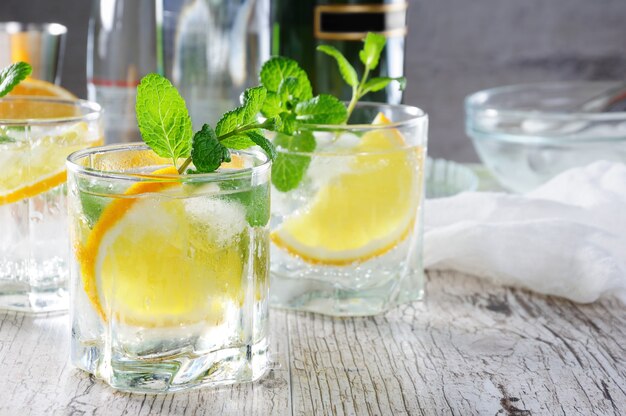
{"left": 87, "top": 0, "right": 158, "bottom": 144}
{"left": 161, "top": 0, "right": 270, "bottom": 127}
{"left": 271, "top": 0, "right": 408, "bottom": 104}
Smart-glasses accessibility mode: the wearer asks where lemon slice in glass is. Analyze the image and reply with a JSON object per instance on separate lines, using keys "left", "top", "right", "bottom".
{"left": 79, "top": 167, "right": 248, "bottom": 327}
{"left": 0, "top": 122, "right": 100, "bottom": 205}
{"left": 271, "top": 114, "right": 424, "bottom": 265}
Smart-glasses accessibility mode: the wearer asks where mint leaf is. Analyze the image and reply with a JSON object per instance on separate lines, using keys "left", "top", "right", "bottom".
{"left": 221, "top": 130, "right": 275, "bottom": 160}
{"left": 277, "top": 77, "right": 302, "bottom": 105}
{"left": 261, "top": 93, "right": 282, "bottom": 118}
{"left": 136, "top": 73, "right": 193, "bottom": 166}
{"left": 272, "top": 131, "right": 316, "bottom": 192}
{"left": 191, "top": 124, "right": 230, "bottom": 173}
{"left": 359, "top": 32, "right": 386, "bottom": 71}
{"left": 279, "top": 112, "right": 297, "bottom": 135}
{"left": 360, "top": 77, "right": 407, "bottom": 97}
{"left": 363, "top": 77, "right": 406, "bottom": 92}
{"left": 0, "top": 62, "right": 32, "bottom": 97}
{"left": 295, "top": 94, "right": 348, "bottom": 124}
{"left": 80, "top": 190, "right": 110, "bottom": 228}
{"left": 221, "top": 134, "right": 256, "bottom": 150}
{"left": 317, "top": 45, "right": 358, "bottom": 87}
{"left": 216, "top": 86, "right": 267, "bottom": 136}
{"left": 0, "top": 135, "right": 15, "bottom": 144}
{"left": 221, "top": 182, "right": 270, "bottom": 227}
{"left": 239, "top": 86, "right": 267, "bottom": 122}
{"left": 260, "top": 57, "right": 313, "bottom": 102}
{"left": 246, "top": 130, "right": 276, "bottom": 160}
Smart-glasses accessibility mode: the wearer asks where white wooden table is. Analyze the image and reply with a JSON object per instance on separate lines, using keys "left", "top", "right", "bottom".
{"left": 1, "top": 271, "right": 625, "bottom": 415}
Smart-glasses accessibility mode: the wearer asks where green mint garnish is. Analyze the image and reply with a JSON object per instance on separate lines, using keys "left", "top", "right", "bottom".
{"left": 136, "top": 73, "right": 193, "bottom": 169}
{"left": 220, "top": 182, "right": 271, "bottom": 227}
{"left": 135, "top": 32, "right": 404, "bottom": 195}
{"left": 295, "top": 94, "right": 348, "bottom": 125}
{"left": 260, "top": 57, "right": 313, "bottom": 117}
{"left": 318, "top": 32, "right": 406, "bottom": 119}
{"left": 188, "top": 124, "right": 229, "bottom": 173}
{"left": 80, "top": 190, "right": 109, "bottom": 228}
{"left": 271, "top": 132, "right": 316, "bottom": 192}
{"left": 0, "top": 62, "right": 32, "bottom": 98}
{"left": 136, "top": 74, "right": 276, "bottom": 175}
{"left": 261, "top": 32, "right": 404, "bottom": 192}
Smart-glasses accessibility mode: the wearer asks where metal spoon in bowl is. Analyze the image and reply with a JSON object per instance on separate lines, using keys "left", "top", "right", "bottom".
{"left": 521, "top": 82, "right": 626, "bottom": 134}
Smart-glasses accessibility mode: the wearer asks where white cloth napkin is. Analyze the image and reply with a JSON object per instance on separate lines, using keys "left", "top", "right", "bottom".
{"left": 423, "top": 161, "right": 626, "bottom": 303}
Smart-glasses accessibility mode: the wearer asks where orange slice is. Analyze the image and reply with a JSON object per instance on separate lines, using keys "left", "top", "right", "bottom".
{"left": 271, "top": 113, "right": 424, "bottom": 265}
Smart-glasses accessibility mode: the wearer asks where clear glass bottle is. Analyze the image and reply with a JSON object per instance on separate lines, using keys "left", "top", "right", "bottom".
{"left": 161, "top": 0, "right": 270, "bottom": 127}
{"left": 87, "top": 0, "right": 158, "bottom": 144}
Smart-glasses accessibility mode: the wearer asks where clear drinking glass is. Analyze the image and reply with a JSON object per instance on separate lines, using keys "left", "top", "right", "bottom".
{"left": 0, "top": 97, "right": 102, "bottom": 312}
{"left": 0, "top": 22, "right": 67, "bottom": 84}
{"left": 67, "top": 144, "right": 271, "bottom": 392}
{"left": 270, "top": 102, "right": 428, "bottom": 316}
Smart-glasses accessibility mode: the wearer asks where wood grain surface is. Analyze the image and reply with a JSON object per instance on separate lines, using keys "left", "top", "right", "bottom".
{"left": 1, "top": 271, "right": 625, "bottom": 415}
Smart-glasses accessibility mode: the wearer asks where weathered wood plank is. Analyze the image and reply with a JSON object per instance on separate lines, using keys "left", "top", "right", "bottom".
{"left": 0, "top": 310, "right": 291, "bottom": 416}
{"left": 1, "top": 271, "right": 625, "bottom": 415}
{"left": 286, "top": 271, "right": 626, "bottom": 416}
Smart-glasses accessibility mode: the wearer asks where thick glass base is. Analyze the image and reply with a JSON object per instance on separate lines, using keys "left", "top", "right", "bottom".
{"left": 72, "top": 338, "right": 270, "bottom": 393}
{"left": 270, "top": 270, "right": 424, "bottom": 317}
{"left": 0, "top": 281, "right": 68, "bottom": 313}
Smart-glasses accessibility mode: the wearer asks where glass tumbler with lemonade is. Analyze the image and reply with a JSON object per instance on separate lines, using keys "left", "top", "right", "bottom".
{"left": 67, "top": 74, "right": 275, "bottom": 392}
{"left": 0, "top": 63, "right": 103, "bottom": 312}
{"left": 264, "top": 34, "right": 428, "bottom": 316}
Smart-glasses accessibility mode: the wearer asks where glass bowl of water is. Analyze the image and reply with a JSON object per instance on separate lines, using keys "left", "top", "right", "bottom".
{"left": 465, "top": 81, "right": 626, "bottom": 192}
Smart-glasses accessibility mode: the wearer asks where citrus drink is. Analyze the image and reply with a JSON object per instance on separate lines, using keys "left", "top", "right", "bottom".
{"left": 0, "top": 94, "right": 102, "bottom": 312}
{"left": 270, "top": 103, "right": 428, "bottom": 316}
{"left": 67, "top": 144, "right": 271, "bottom": 393}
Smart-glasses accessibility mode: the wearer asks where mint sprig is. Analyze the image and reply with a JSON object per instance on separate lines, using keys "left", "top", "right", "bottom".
{"left": 261, "top": 32, "right": 404, "bottom": 192}
{"left": 318, "top": 32, "right": 406, "bottom": 119}
{"left": 259, "top": 56, "right": 346, "bottom": 191}
{"left": 260, "top": 57, "right": 346, "bottom": 136}
{"left": 0, "top": 62, "right": 32, "bottom": 98}
{"left": 136, "top": 74, "right": 276, "bottom": 175}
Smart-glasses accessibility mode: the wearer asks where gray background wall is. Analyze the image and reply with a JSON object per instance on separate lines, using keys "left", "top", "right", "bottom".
{"left": 2, "top": 0, "right": 626, "bottom": 161}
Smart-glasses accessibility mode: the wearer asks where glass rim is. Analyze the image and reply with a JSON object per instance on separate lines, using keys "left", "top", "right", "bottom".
{"left": 465, "top": 81, "right": 626, "bottom": 121}
{"left": 0, "top": 21, "right": 67, "bottom": 35}
{"left": 300, "top": 101, "right": 428, "bottom": 131}
{"left": 66, "top": 142, "right": 271, "bottom": 183}
{"left": 0, "top": 96, "right": 102, "bottom": 125}
{"left": 276, "top": 102, "right": 428, "bottom": 157}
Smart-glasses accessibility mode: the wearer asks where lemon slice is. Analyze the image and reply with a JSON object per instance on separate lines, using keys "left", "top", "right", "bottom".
{"left": 271, "top": 113, "right": 424, "bottom": 265}
{"left": 0, "top": 123, "right": 101, "bottom": 205}
{"left": 78, "top": 167, "right": 248, "bottom": 327}
{"left": 8, "top": 78, "right": 77, "bottom": 99}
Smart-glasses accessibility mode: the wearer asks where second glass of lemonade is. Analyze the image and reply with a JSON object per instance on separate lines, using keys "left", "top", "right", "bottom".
{"left": 270, "top": 103, "right": 428, "bottom": 316}
{"left": 67, "top": 144, "right": 271, "bottom": 392}
{"left": 0, "top": 96, "right": 102, "bottom": 312}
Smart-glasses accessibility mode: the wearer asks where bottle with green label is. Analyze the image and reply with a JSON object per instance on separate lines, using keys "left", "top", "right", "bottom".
{"left": 270, "top": 0, "right": 407, "bottom": 104}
